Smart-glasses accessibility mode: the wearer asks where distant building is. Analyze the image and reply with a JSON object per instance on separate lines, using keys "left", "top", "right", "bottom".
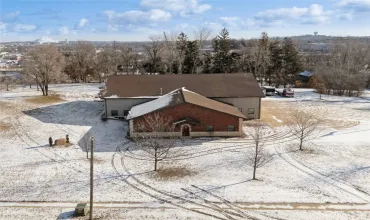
{"left": 297, "top": 71, "right": 314, "bottom": 84}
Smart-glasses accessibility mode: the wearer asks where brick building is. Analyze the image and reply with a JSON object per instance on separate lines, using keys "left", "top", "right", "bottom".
{"left": 103, "top": 73, "right": 265, "bottom": 120}
{"left": 127, "top": 88, "right": 246, "bottom": 137}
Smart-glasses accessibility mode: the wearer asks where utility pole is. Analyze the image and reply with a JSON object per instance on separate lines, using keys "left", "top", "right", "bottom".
{"left": 90, "top": 137, "right": 94, "bottom": 220}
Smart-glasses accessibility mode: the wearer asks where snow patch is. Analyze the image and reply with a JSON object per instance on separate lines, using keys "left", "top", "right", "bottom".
{"left": 272, "top": 116, "right": 283, "bottom": 123}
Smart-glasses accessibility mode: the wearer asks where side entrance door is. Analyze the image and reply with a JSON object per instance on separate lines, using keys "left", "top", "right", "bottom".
{"left": 182, "top": 125, "right": 190, "bottom": 136}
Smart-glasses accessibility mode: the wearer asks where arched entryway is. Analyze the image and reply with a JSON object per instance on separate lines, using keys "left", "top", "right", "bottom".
{"left": 181, "top": 124, "right": 191, "bottom": 137}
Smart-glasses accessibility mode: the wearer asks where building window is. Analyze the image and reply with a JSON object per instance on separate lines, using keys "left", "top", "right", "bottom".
{"left": 248, "top": 108, "right": 255, "bottom": 114}
{"left": 123, "top": 110, "right": 129, "bottom": 116}
{"left": 111, "top": 110, "right": 118, "bottom": 116}
{"left": 228, "top": 125, "right": 235, "bottom": 131}
{"left": 206, "top": 125, "right": 214, "bottom": 132}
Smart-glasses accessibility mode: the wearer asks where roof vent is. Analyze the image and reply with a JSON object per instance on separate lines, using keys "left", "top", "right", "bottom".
{"left": 160, "top": 88, "right": 163, "bottom": 95}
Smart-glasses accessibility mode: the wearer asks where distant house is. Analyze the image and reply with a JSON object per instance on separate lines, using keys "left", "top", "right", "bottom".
{"left": 127, "top": 88, "right": 246, "bottom": 137}
{"left": 297, "top": 71, "right": 314, "bottom": 84}
{"left": 103, "top": 73, "right": 265, "bottom": 121}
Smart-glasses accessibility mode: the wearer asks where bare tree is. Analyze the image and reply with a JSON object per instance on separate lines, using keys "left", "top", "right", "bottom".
{"left": 133, "top": 113, "right": 176, "bottom": 171}
{"left": 193, "top": 26, "right": 212, "bottom": 50}
{"left": 310, "top": 76, "right": 326, "bottom": 100}
{"left": 117, "top": 45, "right": 135, "bottom": 74}
{"left": 315, "top": 39, "right": 370, "bottom": 97}
{"left": 20, "top": 73, "right": 35, "bottom": 89}
{"left": 245, "top": 122, "right": 272, "bottom": 180}
{"left": 73, "top": 41, "right": 96, "bottom": 82}
{"left": 23, "top": 45, "right": 65, "bottom": 96}
{"left": 240, "top": 32, "right": 271, "bottom": 84}
{"left": 193, "top": 27, "right": 212, "bottom": 74}
{"left": 63, "top": 53, "right": 79, "bottom": 82}
{"left": 96, "top": 47, "right": 115, "bottom": 80}
{"left": 288, "top": 111, "right": 321, "bottom": 151}
{"left": 142, "top": 35, "right": 164, "bottom": 74}
{"left": 0, "top": 72, "right": 18, "bottom": 91}
{"left": 163, "top": 31, "right": 179, "bottom": 74}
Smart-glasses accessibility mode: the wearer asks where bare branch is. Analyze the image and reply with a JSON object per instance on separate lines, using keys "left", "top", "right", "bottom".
{"left": 287, "top": 111, "right": 322, "bottom": 151}
{"left": 23, "top": 45, "right": 65, "bottom": 96}
{"left": 244, "top": 121, "right": 272, "bottom": 180}
{"left": 132, "top": 113, "right": 176, "bottom": 171}
{"left": 193, "top": 27, "right": 212, "bottom": 49}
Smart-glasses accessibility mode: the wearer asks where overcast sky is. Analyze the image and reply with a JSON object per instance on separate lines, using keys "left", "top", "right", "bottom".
{"left": 1, "top": 0, "right": 370, "bottom": 42}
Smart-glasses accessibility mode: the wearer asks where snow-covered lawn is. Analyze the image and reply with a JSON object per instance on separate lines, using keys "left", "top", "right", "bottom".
{"left": 1, "top": 207, "right": 369, "bottom": 220}
{"left": 0, "top": 85, "right": 370, "bottom": 219}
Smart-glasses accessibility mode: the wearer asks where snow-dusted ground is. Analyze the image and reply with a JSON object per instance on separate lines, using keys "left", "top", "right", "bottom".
{"left": 0, "top": 85, "right": 370, "bottom": 219}
{"left": 1, "top": 207, "right": 369, "bottom": 220}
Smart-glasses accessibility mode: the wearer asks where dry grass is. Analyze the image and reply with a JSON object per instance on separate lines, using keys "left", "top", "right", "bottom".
{"left": 52, "top": 142, "right": 73, "bottom": 148}
{"left": 302, "top": 148, "right": 315, "bottom": 154}
{"left": 80, "top": 156, "right": 105, "bottom": 164}
{"left": 260, "top": 100, "right": 359, "bottom": 130}
{"left": 153, "top": 167, "right": 195, "bottom": 180}
{"left": 321, "top": 118, "right": 360, "bottom": 130}
{"left": 0, "top": 123, "right": 10, "bottom": 132}
{"left": 0, "top": 101, "right": 13, "bottom": 113}
{"left": 260, "top": 100, "right": 294, "bottom": 127}
{"left": 26, "top": 93, "right": 64, "bottom": 104}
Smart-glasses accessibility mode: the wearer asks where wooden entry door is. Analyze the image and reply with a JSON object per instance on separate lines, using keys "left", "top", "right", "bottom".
{"left": 182, "top": 125, "right": 190, "bottom": 136}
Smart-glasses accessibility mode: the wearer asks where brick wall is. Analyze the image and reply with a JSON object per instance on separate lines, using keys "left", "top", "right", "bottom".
{"left": 133, "top": 103, "right": 240, "bottom": 132}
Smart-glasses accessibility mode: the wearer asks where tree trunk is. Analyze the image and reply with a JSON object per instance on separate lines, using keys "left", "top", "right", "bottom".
{"left": 299, "top": 138, "right": 303, "bottom": 151}
{"left": 45, "top": 85, "right": 48, "bottom": 96}
{"left": 29, "top": 84, "right": 32, "bottom": 89}
{"left": 40, "top": 86, "right": 46, "bottom": 96}
{"left": 154, "top": 158, "right": 157, "bottom": 171}
{"left": 252, "top": 166, "right": 257, "bottom": 180}
{"left": 154, "top": 147, "right": 158, "bottom": 171}
{"left": 191, "top": 61, "right": 196, "bottom": 74}
{"left": 6, "top": 83, "right": 9, "bottom": 91}
{"left": 37, "top": 84, "right": 39, "bottom": 91}
{"left": 253, "top": 144, "right": 258, "bottom": 180}
{"left": 86, "top": 150, "right": 89, "bottom": 159}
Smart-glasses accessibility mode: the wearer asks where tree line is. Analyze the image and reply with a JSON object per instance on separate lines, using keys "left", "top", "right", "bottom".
{"left": 310, "top": 40, "right": 370, "bottom": 97}
{"left": 18, "top": 27, "right": 370, "bottom": 96}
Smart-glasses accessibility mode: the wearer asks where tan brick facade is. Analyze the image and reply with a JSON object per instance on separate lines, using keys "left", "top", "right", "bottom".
{"left": 132, "top": 103, "right": 242, "bottom": 136}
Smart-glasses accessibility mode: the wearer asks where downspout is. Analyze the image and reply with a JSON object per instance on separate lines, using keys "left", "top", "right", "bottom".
{"left": 258, "top": 97, "right": 261, "bottom": 119}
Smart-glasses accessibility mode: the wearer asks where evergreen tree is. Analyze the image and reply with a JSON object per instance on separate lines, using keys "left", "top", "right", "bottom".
{"left": 183, "top": 40, "right": 200, "bottom": 74}
{"left": 212, "top": 28, "right": 233, "bottom": 73}
{"left": 258, "top": 32, "right": 270, "bottom": 84}
{"left": 202, "top": 52, "right": 213, "bottom": 74}
{"left": 267, "top": 40, "right": 284, "bottom": 86}
{"left": 282, "top": 37, "right": 303, "bottom": 87}
{"left": 176, "top": 32, "right": 188, "bottom": 74}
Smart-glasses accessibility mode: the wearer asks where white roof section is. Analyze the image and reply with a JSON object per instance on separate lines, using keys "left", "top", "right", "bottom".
{"left": 299, "top": 71, "right": 314, "bottom": 77}
{"left": 262, "top": 86, "right": 275, "bottom": 89}
{"left": 104, "top": 95, "right": 158, "bottom": 99}
{"left": 126, "top": 89, "right": 183, "bottom": 120}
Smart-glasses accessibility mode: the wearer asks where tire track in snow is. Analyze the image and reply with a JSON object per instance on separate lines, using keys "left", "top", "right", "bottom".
{"left": 111, "top": 148, "right": 234, "bottom": 220}
{"left": 274, "top": 144, "right": 370, "bottom": 203}
{"left": 115, "top": 145, "right": 283, "bottom": 220}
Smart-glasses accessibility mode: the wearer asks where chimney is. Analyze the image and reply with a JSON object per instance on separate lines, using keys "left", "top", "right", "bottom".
{"left": 160, "top": 88, "right": 163, "bottom": 95}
